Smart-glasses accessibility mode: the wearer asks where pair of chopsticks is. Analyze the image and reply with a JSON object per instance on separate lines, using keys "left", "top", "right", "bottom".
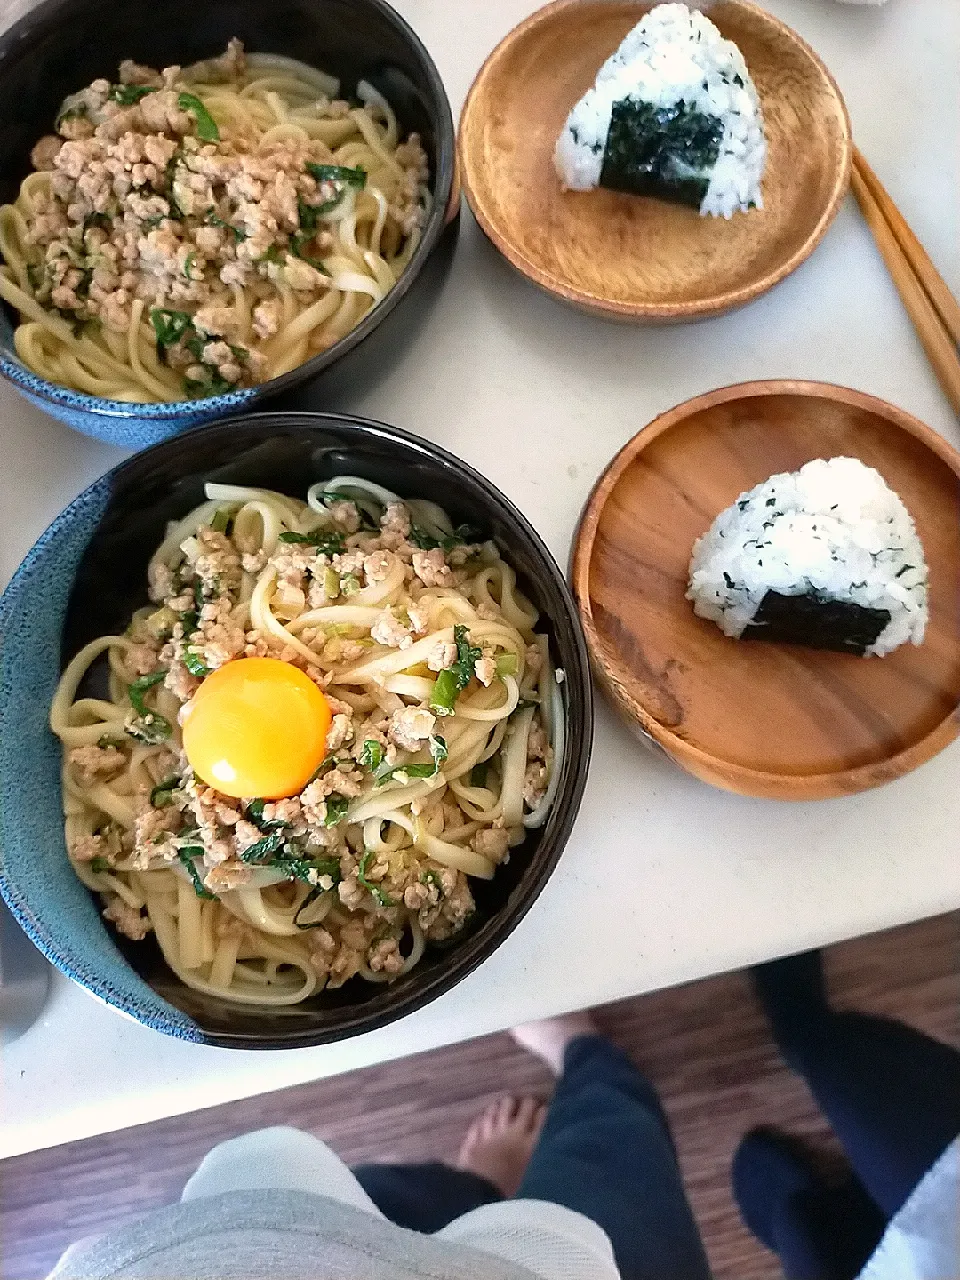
{"left": 851, "top": 148, "right": 960, "bottom": 416}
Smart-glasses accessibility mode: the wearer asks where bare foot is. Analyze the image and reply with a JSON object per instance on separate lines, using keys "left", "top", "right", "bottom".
{"left": 510, "top": 1010, "right": 599, "bottom": 1075}
{"left": 456, "top": 1096, "right": 546, "bottom": 1196}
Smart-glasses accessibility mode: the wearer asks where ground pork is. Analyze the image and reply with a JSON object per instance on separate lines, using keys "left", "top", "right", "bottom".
{"left": 68, "top": 744, "right": 125, "bottom": 786}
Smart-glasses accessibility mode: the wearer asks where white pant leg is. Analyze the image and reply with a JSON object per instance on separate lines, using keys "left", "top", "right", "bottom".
{"left": 181, "top": 1126, "right": 383, "bottom": 1217}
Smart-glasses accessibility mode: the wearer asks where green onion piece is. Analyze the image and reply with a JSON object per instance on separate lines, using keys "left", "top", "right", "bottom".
{"left": 323, "top": 566, "right": 340, "bottom": 599}
{"left": 428, "top": 625, "right": 482, "bottom": 716}
{"left": 340, "top": 573, "right": 360, "bottom": 596}
{"left": 495, "top": 653, "right": 518, "bottom": 677}
{"left": 209, "top": 508, "right": 231, "bottom": 535}
{"left": 358, "top": 849, "right": 394, "bottom": 908}
{"left": 178, "top": 92, "right": 220, "bottom": 142}
{"left": 177, "top": 847, "right": 215, "bottom": 899}
{"left": 307, "top": 162, "right": 366, "bottom": 189}
{"left": 359, "top": 739, "right": 384, "bottom": 770}
{"left": 150, "top": 776, "right": 180, "bottom": 808}
{"left": 323, "top": 795, "right": 349, "bottom": 827}
{"left": 428, "top": 667, "right": 460, "bottom": 716}
{"left": 90, "top": 856, "right": 111, "bottom": 873}
{"left": 182, "top": 648, "right": 211, "bottom": 678}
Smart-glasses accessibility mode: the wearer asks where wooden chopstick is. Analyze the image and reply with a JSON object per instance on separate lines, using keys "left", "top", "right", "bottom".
{"left": 850, "top": 151, "right": 960, "bottom": 416}
{"left": 854, "top": 148, "right": 960, "bottom": 347}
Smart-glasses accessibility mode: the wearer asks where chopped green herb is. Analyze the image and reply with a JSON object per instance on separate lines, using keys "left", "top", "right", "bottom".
{"left": 358, "top": 849, "right": 395, "bottom": 908}
{"left": 178, "top": 92, "right": 220, "bottom": 142}
{"left": 277, "top": 530, "right": 346, "bottom": 555}
{"left": 323, "top": 795, "right": 350, "bottom": 827}
{"left": 184, "top": 371, "right": 233, "bottom": 398}
{"left": 150, "top": 776, "right": 180, "bottom": 808}
{"left": 207, "top": 210, "right": 246, "bottom": 240}
{"left": 293, "top": 882, "right": 339, "bottom": 928}
{"left": 360, "top": 739, "right": 384, "bottom": 770}
{"left": 290, "top": 232, "right": 330, "bottom": 272}
{"left": 183, "top": 251, "right": 197, "bottom": 279}
{"left": 126, "top": 670, "right": 172, "bottom": 742}
{"left": 90, "top": 856, "right": 111, "bottom": 873}
{"left": 182, "top": 648, "right": 211, "bottom": 678}
{"left": 409, "top": 524, "right": 479, "bottom": 553}
{"left": 238, "top": 830, "right": 286, "bottom": 863}
{"left": 429, "top": 625, "right": 482, "bottom": 716}
{"left": 374, "top": 735, "right": 447, "bottom": 788}
{"left": 150, "top": 307, "right": 192, "bottom": 349}
{"left": 55, "top": 102, "right": 89, "bottom": 130}
{"left": 177, "top": 847, "right": 216, "bottom": 899}
{"left": 129, "top": 670, "right": 166, "bottom": 711}
{"left": 259, "top": 243, "right": 285, "bottom": 265}
{"left": 109, "top": 83, "right": 157, "bottom": 106}
{"left": 307, "top": 162, "right": 366, "bottom": 190}
{"left": 419, "top": 868, "right": 444, "bottom": 895}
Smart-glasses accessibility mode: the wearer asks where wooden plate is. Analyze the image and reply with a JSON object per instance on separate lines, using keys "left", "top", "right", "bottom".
{"left": 572, "top": 382, "right": 960, "bottom": 799}
{"left": 459, "top": 0, "right": 852, "bottom": 321}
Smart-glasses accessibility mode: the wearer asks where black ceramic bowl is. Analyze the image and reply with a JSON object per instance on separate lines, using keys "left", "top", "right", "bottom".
{"left": 0, "top": 0, "right": 456, "bottom": 446}
{"left": 0, "top": 413, "right": 593, "bottom": 1047}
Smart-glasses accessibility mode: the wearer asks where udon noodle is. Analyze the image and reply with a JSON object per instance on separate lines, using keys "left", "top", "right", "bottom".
{"left": 0, "top": 41, "right": 429, "bottom": 402}
{"left": 51, "top": 478, "right": 564, "bottom": 1006}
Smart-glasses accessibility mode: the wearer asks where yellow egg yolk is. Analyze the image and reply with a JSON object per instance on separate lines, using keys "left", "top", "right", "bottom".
{"left": 181, "top": 657, "right": 332, "bottom": 800}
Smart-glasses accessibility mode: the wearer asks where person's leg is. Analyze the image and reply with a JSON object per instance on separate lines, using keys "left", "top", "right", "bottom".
{"left": 754, "top": 950, "right": 960, "bottom": 1217}
{"left": 352, "top": 1162, "right": 501, "bottom": 1234}
{"left": 353, "top": 1096, "right": 544, "bottom": 1234}
{"left": 732, "top": 1128, "right": 887, "bottom": 1280}
{"left": 512, "top": 1014, "right": 711, "bottom": 1280}
{"left": 181, "top": 1126, "right": 380, "bottom": 1215}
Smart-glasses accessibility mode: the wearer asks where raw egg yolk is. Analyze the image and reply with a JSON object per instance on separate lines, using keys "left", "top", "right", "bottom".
{"left": 181, "top": 657, "right": 332, "bottom": 800}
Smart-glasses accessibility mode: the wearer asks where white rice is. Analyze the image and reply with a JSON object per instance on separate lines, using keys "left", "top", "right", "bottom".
{"left": 554, "top": 3, "right": 766, "bottom": 218}
{"left": 686, "top": 457, "right": 929, "bottom": 657}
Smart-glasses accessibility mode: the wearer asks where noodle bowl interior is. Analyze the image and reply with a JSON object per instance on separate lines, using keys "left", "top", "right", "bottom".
{"left": 0, "top": 41, "right": 429, "bottom": 402}
{"left": 51, "top": 478, "right": 563, "bottom": 1006}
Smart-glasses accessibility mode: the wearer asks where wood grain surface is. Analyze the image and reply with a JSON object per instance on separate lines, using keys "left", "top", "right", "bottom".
{"left": 458, "top": 0, "right": 852, "bottom": 321}
{"left": 4, "top": 912, "right": 957, "bottom": 1280}
{"left": 572, "top": 381, "right": 960, "bottom": 799}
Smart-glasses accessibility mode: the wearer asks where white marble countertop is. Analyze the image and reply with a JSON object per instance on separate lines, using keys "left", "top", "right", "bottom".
{"left": 1, "top": 0, "right": 958, "bottom": 1160}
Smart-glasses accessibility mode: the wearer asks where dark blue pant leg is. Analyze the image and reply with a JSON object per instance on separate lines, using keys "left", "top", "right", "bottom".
{"left": 756, "top": 951, "right": 960, "bottom": 1217}
{"left": 352, "top": 1161, "right": 501, "bottom": 1233}
{"left": 516, "top": 1035, "right": 711, "bottom": 1280}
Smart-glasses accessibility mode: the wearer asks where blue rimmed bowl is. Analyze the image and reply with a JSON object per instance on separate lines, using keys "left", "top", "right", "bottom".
{"left": 0, "top": 412, "right": 593, "bottom": 1047}
{"left": 0, "top": 0, "right": 457, "bottom": 447}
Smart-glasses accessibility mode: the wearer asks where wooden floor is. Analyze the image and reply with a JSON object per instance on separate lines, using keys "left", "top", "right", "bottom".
{"left": 3, "top": 912, "right": 957, "bottom": 1280}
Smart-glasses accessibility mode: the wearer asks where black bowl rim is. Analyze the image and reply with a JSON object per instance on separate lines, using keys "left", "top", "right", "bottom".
{"left": 3, "top": 410, "right": 594, "bottom": 1048}
{"left": 0, "top": 0, "right": 456, "bottom": 420}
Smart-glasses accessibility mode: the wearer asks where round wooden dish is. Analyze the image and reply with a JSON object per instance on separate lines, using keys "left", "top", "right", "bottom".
{"left": 572, "top": 382, "right": 960, "bottom": 800}
{"left": 459, "top": 0, "right": 851, "bottom": 321}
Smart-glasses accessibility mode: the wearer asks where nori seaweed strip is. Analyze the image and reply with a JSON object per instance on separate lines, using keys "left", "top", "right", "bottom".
{"left": 742, "top": 591, "right": 891, "bottom": 656}
{"left": 599, "top": 98, "right": 723, "bottom": 208}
